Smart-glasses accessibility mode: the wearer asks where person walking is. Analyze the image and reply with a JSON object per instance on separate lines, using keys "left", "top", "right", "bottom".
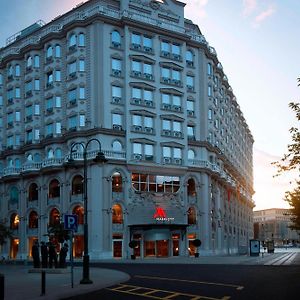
{"left": 32, "top": 240, "right": 40, "bottom": 268}
{"left": 59, "top": 243, "right": 69, "bottom": 268}
{"left": 48, "top": 241, "right": 58, "bottom": 268}
{"left": 40, "top": 241, "right": 48, "bottom": 268}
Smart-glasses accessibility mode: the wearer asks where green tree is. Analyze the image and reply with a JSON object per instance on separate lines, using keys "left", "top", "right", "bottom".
{"left": 0, "top": 222, "right": 12, "bottom": 246}
{"left": 273, "top": 79, "right": 300, "bottom": 230}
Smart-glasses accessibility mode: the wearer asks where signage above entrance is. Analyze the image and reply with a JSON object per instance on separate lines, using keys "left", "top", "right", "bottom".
{"left": 153, "top": 207, "right": 174, "bottom": 222}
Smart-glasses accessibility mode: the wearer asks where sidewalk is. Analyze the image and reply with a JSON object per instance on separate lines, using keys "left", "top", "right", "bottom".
{"left": 0, "top": 265, "right": 130, "bottom": 300}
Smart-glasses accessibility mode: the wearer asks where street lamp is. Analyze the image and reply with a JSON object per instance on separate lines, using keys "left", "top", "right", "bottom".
{"left": 67, "top": 138, "right": 107, "bottom": 284}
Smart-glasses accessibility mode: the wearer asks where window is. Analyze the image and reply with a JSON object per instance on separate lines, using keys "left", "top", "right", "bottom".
{"left": 187, "top": 99, "right": 194, "bottom": 115}
{"left": 113, "top": 140, "right": 122, "bottom": 152}
{"left": 161, "top": 41, "right": 181, "bottom": 60}
{"left": 68, "top": 61, "right": 76, "bottom": 76}
{"left": 207, "top": 63, "right": 213, "bottom": 75}
{"left": 112, "top": 172, "right": 122, "bottom": 192}
{"left": 15, "top": 111, "right": 21, "bottom": 122}
{"left": 10, "top": 213, "right": 19, "bottom": 229}
{"left": 68, "top": 115, "right": 77, "bottom": 129}
{"left": 161, "top": 93, "right": 181, "bottom": 110}
{"left": 79, "top": 114, "right": 85, "bottom": 127}
{"left": 68, "top": 88, "right": 77, "bottom": 102}
{"left": 112, "top": 85, "right": 122, "bottom": 102}
{"left": 186, "top": 75, "right": 194, "bottom": 90}
{"left": 49, "top": 179, "right": 60, "bottom": 198}
{"left": 34, "top": 79, "right": 40, "bottom": 91}
{"left": 79, "top": 59, "right": 85, "bottom": 72}
{"left": 55, "top": 148, "right": 62, "bottom": 158}
{"left": 46, "top": 123, "right": 53, "bottom": 136}
{"left": 69, "top": 34, "right": 76, "bottom": 48}
{"left": 28, "top": 183, "right": 38, "bottom": 201}
{"left": 55, "top": 70, "right": 61, "bottom": 81}
{"left": 46, "top": 71, "right": 53, "bottom": 86}
{"left": 25, "top": 81, "right": 32, "bottom": 94}
{"left": 208, "top": 109, "right": 212, "bottom": 120}
{"left": 26, "top": 130, "right": 33, "bottom": 142}
{"left": 73, "top": 206, "right": 84, "bottom": 224}
{"left": 161, "top": 67, "right": 181, "bottom": 85}
{"left": 0, "top": 73, "right": 2, "bottom": 85}
{"left": 208, "top": 85, "right": 212, "bottom": 97}
{"left": 27, "top": 56, "right": 32, "bottom": 68}
{"left": 133, "top": 143, "right": 154, "bottom": 160}
{"left": 112, "top": 58, "right": 122, "bottom": 76}
{"left": 15, "top": 87, "right": 21, "bottom": 98}
{"left": 188, "top": 149, "right": 195, "bottom": 160}
{"left": 46, "top": 97, "right": 54, "bottom": 110}
{"left": 55, "top": 45, "right": 61, "bottom": 58}
{"left": 187, "top": 126, "right": 195, "bottom": 139}
{"left": 112, "top": 113, "right": 122, "bottom": 126}
{"left": 131, "top": 173, "right": 180, "bottom": 193}
{"left": 49, "top": 208, "right": 60, "bottom": 226}
{"left": 78, "top": 33, "right": 85, "bottom": 46}
{"left": 46, "top": 46, "right": 53, "bottom": 58}
{"left": 112, "top": 204, "right": 123, "bottom": 224}
{"left": 34, "top": 55, "right": 40, "bottom": 67}
{"left": 188, "top": 207, "right": 197, "bottom": 224}
{"left": 15, "top": 64, "right": 21, "bottom": 76}
{"left": 28, "top": 211, "right": 38, "bottom": 228}
{"left": 79, "top": 87, "right": 85, "bottom": 99}
{"left": 111, "top": 30, "right": 121, "bottom": 47}
{"left": 34, "top": 129, "right": 40, "bottom": 141}
{"left": 55, "top": 122, "right": 61, "bottom": 134}
{"left": 72, "top": 175, "right": 83, "bottom": 195}
{"left": 186, "top": 50, "right": 193, "bottom": 66}
{"left": 34, "top": 104, "right": 40, "bottom": 115}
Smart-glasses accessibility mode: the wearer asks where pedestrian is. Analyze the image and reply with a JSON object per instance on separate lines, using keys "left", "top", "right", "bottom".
{"left": 41, "top": 241, "right": 48, "bottom": 268}
{"left": 32, "top": 240, "right": 40, "bottom": 268}
{"left": 48, "top": 241, "right": 58, "bottom": 268}
{"left": 59, "top": 243, "right": 69, "bottom": 268}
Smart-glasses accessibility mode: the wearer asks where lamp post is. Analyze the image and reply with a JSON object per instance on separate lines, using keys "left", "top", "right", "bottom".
{"left": 68, "top": 138, "right": 107, "bottom": 284}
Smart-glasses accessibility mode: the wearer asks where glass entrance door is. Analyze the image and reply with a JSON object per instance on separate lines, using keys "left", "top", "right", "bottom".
{"left": 156, "top": 240, "right": 169, "bottom": 257}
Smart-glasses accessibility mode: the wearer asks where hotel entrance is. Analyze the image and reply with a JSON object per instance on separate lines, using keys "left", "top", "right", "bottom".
{"left": 144, "top": 240, "right": 169, "bottom": 257}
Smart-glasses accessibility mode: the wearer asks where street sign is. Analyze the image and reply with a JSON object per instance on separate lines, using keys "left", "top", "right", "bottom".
{"left": 64, "top": 214, "right": 78, "bottom": 232}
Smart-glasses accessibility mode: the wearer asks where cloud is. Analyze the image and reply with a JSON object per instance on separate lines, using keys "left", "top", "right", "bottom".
{"left": 252, "top": 5, "right": 276, "bottom": 27}
{"left": 242, "top": 0, "right": 257, "bottom": 16}
{"left": 183, "top": 0, "right": 208, "bottom": 19}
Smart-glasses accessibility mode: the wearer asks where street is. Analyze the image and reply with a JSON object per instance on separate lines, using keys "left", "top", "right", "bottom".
{"left": 63, "top": 261, "right": 300, "bottom": 300}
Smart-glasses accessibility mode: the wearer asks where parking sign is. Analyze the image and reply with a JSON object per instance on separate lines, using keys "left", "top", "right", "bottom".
{"left": 64, "top": 214, "right": 78, "bottom": 232}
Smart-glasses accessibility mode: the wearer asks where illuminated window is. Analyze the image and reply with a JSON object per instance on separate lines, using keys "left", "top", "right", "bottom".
{"left": 49, "top": 208, "right": 60, "bottom": 226}
{"left": 48, "top": 179, "right": 60, "bottom": 198}
{"left": 73, "top": 205, "right": 84, "bottom": 224}
{"left": 10, "top": 213, "right": 19, "bottom": 229}
{"left": 112, "top": 204, "right": 123, "bottom": 224}
{"left": 188, "top": 207, "right": 197, "bottom": 224}
{"left": 112, "top": 172, "right": 122, "bottom": 192}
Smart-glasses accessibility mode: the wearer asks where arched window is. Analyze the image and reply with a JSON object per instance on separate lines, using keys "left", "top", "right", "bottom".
{"left": 10, "top": 213, "right": 19, "bottom": 229}
{"left": 49, "top": 179, "right": 60, "bottom": 198}
{"left": 7, "top": 159, "right": 13, "bottom": 167}
{"left": 54, "top": 148, "right": 62, "bottom": 158}
{"left": 27, "top": 56, "right": 32, "bottom": 68}
{"left": 8, "top": 65, "right": 13, "bottom": 76}
{"left": 72, "top": 175, "right": 83, "bottom": 195}
{"left": 55, "top": 44, "right": 61, "bottom": 58}
{"left": 111, "top": 30, "right": 121, "bottom": 47}
{"left": 112, "top": 140, "right": 122, "bottom": 152}
{"left": 34, "top": 153, "right": 41, "bottom": 162}
{"left": 73, "top": 205, "right": 84, "bottom": 224}
{"left": 112, "top": 172, "right": 122, "bottom": 192}
{"left": 69, "top": 33, "right": 76, "bottom": 47}
{"left": 46, "top": 46, "right": 53, "bottom": 58}
{"left": 15, "top": 64, "right": 21, "bottom": 76}
{"left": 28, "top": 211, "right": 38, "bottom": 228}
{"left": 188, "top": 149, "right": 195, "bottom": 160}
{"left": 47, "top": 149, "right": 54, "bottom": 158}
{"left": 10, "top": 186, "right": 19, "bottom": 204}
{"left": 28, "top": 183, "right": 38, "bottom": 201}
{"left": 187, "top": 178, "right": 196, "bottom": 196}
{"left": 15, "top": 158, "right": 21, "bottom": 168}
{"left": 187, "top": 207, "right": 196, "bottom": 225}
{"left": 112, "top": 204, "right": 123, "bottom": 224}
{"left": 27, "top": 154, "right": 33, "bottom": 161}
{"left": 186, "top": 50, "right": 193, "bottom": 65}
{"left": 78, "top": 33, "right": 85, "bottom": 46}
{"left": 49, "top": 208, "right": 60, "bottom": 226}
{"left": 34, "top": 55, "right": 40, "bottom": 67}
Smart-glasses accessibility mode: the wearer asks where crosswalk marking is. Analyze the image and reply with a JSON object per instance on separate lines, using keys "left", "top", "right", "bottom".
{"left": 264, "top": 253, "right": 297, "bottom": 265}
{"left": 107, "top": 284, "right": 230, "bottom": 300}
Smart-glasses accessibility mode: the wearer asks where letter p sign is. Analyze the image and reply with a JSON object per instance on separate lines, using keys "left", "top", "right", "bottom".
{"left": 64, "top": 214, "right": 78, "bottom": 232}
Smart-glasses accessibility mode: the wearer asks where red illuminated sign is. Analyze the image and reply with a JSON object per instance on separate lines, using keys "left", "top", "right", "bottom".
{"left": 153, "top": 207, "right": 174, "bottom": 222}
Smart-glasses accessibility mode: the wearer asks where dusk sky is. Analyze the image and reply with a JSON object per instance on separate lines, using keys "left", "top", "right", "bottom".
{"left": 0, "top": 0, "right": 299, "bottom": 210}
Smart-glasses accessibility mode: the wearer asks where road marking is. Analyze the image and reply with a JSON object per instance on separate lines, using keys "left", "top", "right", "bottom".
{"left": 264, "top": 253, "right": 296, "bottom": 265}
{"left": 135, "top": 275, "right": 244, "bottom": 290}
{"left": 107, "top": 284, "right": 230, "bottom": 300}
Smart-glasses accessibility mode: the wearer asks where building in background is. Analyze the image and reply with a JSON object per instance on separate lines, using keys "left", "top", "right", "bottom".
{"left": 0, "top": 0, "right": 254, "bottom": 260}
{"left": 253, "top": 208, "right": 299, "bottom": 245}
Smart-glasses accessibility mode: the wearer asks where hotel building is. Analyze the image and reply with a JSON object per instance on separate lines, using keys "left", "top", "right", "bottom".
{"left": 0, "top": 0, "right": 254, "bottom": 259}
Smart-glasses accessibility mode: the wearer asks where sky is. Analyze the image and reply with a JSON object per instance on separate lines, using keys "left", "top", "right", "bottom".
{"left": 0, "top": 0, "right": 299, "bottom": 210}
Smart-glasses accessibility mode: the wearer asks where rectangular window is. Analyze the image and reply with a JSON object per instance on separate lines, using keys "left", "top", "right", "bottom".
{"left": 15, "top": 87, "right": 21, "bottom": 98}
{"left": 144, "top": 117, "right": 153, "bottom": 128}
{"left": 143, "top": 63, "right": 152, "bottom": 75}
{"left": 46, "top": 98, "right": 53, "bottom": 110}
{"left": 7, "top": 136, "right": 13, "bottom": 147}
{"left": 133, "top": 115, "right": 142, "bottom": 126}
{"left": 132, "top": 87, "right": 142, "bottom": 99}
{"left": 208, "top": 85, "right": 212, "bottom": 97}
{"left": 26, "top": 130, "right": 33, "bottom": 142}
{"left": 68, "top": 62, "right": 76, "bottom": 75}
{"left": 25, "top": 81, "right": 32, "bottom": 93}
{"left": 68, "top": 116, "right": 77, "bottom": 128}
{"left": 34, "top": 104, "right": 40, "bottom": 115}
{"left": 68, "top": 89, "right": 77, "bottom": 101}
{"left": 56, "top": 122, "right": 61, "bottom": 134}
{"left": 133, "top": 143, "right": 142, "bottom": 154}
{"left": 174, "top": 148, "right": 182, "bottom": 158}
{"left": 15, "top": 111, "right": 21, "bottom": 122}
{"left": 55, "top": 96, "right": 61, "bottom": 108}
{"left": 15, "top": 134, "right": 21, "bottom": 146}
{"left": 34, "top": 129, "right": 40, "bottom": 140}
{"left": 113, "top": 113, "right": 122, "bottom": 125}
{"left": 144, "top": 90, "right": 152, "bottom": 101}
{"left": 173, "top": 121, "right": 181, "bottom": 132}
{"left": 25, "top": 105, "right": 33, "bottom": 117}
{"left": 143, "top": 36, "right": 152, "bottom": 48}
{"left": 132, "top": 61, "right": 141, "bottom": 72}
{"left": 161, "top": 41, "right": 169, "bottom": 52}
{"left": 55, "top": 70, "right": 61, "bottom": 81}
{"left": 162, "top": 120, "right": 171, "bottom": 130}
{"left": 112, "top": 86, "right": 122, "bottom": 98}
{"left": 162, "top": 68, "right": 170, "bottom": 78}
{"left": 79, "top": 87, "right": 85, "bottom": 99}
{"left": 79, "top": 115, "right": 85, "bottom": 127}
{"left": 132, "top": 33, "right": 141, "bottom": 45}
{"left": 34, "top": 79, "right": 40, "bottom": 91}
{"left": 79, "top": 59, "right": 85, "bottom": 72}
{"left": 112, "top": 59, "right": 121, "bottom": 71}
{"left": 46, "top": 123, "right": 53, "bottom": 135}
{"left": 163, "top": 146, "right": 171, "bottom": 157}
{"left": 145, "top": 144, "right": 153, "bottom": 155}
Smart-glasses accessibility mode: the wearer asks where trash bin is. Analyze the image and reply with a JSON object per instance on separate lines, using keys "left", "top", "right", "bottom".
{"left": 249, "top": 239, "right": 260, "bottom": 256}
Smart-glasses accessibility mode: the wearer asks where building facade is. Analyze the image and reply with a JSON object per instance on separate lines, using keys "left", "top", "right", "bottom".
{"left": 253, "top": 208, "right": 299, "bottom": 245}
{"left": 0, "top": 0, "right": 254, "bottom": 260}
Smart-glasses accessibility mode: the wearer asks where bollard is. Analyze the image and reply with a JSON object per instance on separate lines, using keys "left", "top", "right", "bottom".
{"left": 41, "top": 271, "right": 46, "bottom": 296}
{"left": 0, "top": 274, "right": 4, "bottom": 300}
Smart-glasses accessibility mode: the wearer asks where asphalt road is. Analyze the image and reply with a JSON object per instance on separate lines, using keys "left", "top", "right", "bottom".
{"left": 63, "top": 263, "right": 300, "bottom": 300}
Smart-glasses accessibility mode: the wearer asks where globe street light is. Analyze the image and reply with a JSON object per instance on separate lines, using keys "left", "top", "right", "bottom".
{"left": 68, "top": 138, "right": 107, "bottom": 284}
